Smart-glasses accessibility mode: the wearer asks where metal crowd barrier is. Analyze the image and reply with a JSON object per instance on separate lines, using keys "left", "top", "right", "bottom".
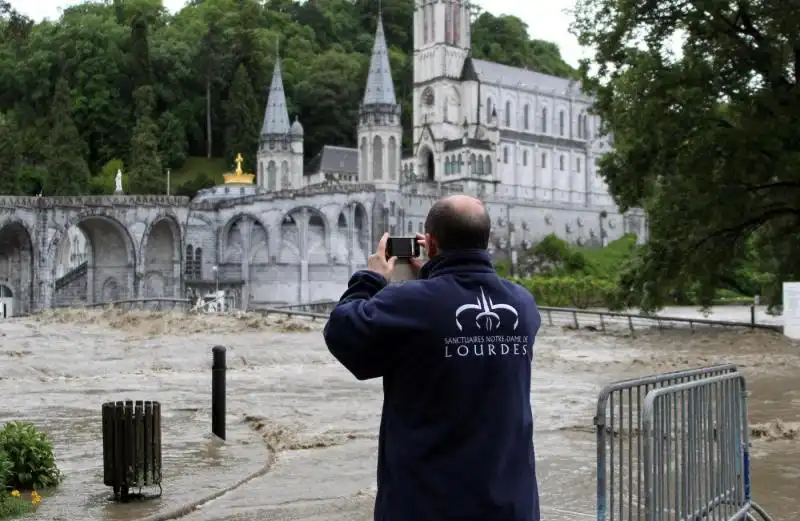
{"left": 596, "top": 365, "right": 775, "bottom": 521}
{"left": 595, "top": 364, "right": 739, "bottom": 521}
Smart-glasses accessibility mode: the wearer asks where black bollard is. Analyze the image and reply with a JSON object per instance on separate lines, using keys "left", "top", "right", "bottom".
{"left": 211, "top": 345, "right": 226, "bottom": 440}
{"left": 750, "top": 304, "right": 755, "bottom": 327}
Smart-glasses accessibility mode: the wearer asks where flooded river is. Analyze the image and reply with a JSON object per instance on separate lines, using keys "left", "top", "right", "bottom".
{"left": 0, "top": 308, "right": 797, "bottom": 520}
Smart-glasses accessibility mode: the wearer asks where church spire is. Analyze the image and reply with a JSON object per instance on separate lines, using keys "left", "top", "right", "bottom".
{"left": 362, "top": 14, "right": 396, "bottom": 106}
{"left": 261, "top": 49, "right": 291, "bottom": 135}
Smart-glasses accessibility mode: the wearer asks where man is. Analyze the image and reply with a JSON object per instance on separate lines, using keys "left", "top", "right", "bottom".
{"left": 323, "top": 195, "right": 542, "bottom": 521}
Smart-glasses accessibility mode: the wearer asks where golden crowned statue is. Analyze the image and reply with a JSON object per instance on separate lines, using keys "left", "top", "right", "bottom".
{"left": 223, "top": 153, "right": 255, "bottom": 184}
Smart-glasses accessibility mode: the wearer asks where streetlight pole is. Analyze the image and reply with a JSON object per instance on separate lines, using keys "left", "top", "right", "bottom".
{"left": 212, "top": 265, "right": 219, "bottom": 311}
{"left": 166, "top": 168, "right": 171, "bottom": 196}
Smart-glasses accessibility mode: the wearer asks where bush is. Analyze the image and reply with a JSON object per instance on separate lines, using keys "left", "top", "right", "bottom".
{"left": 0, "top": 422, "right": 61, "bottom": 491}
{"left": 514, "top": 276, "right": 619, "bottom": 309}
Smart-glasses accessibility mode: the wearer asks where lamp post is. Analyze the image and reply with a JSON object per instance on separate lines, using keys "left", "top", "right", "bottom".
{"left": 212, "top": 265, "right": 219, "bottom": 312}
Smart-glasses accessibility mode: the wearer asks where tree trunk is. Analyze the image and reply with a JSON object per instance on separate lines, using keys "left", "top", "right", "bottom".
{"left": 206, "top": 77, "right": 212, "bottom": 158}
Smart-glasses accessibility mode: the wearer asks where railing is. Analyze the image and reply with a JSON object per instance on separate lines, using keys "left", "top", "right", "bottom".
{"left": 54, "top": 261, "right": 88, "bottom": 290}
{"left": 273, "top": 301, "right": 781, "bottom": 333}
{"left": 596, "top": 366, "right": 775, "bottom": 521}
{"left": 86, "top": 298, "right": 192, "bottom": 312}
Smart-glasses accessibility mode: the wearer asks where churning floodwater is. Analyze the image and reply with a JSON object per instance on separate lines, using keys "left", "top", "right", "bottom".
{"left": 0, "top": 308, "right": 797, "bottom": 521}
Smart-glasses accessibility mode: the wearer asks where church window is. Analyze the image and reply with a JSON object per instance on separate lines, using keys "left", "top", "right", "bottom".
{"left": 577, "top": 114, "right": 583, "bottom": 138}
{"left": 458, "top": 154, "right": 464, "bottom": 172}
{"left": 577, "top": 158, "right": 582, "bottom": 172}
{"left": 423, "top": 4, "right": 429, "bottom": 43}
{"left": 360, "top": 138, "right": 367, "bottom": 178}
{"left": 503, "top": 147, "right": 509, "bottom": 164}
{"left": 184, "top": 245, "right": 194, "bottom": 277}
{"left": 258, "top": 162, "right": 263, "bottom": 186}
{"left": 470, "top": 153, "right": 476, "bottom": 174}
{"left": 505, "top": 101, "right": 511, "bottom": 127}
{"left": 559, "top": 111, "right": 565, "bottom": 136}
{"left": 486, "top": 98, "right": 493, "bottom": 122}
{"left": 419, "top": 222, "right": 424, "bottom": 234}
{"left": 584, "top": 115, "right": 590, "bottom": 139}
{"left": 477, "top": 157, "right": 484, "bottom": 175}
{"left": 373, "top": 136, "right": 384, "bottom": 179}
{"left": 541, "top": 153, "right": 547, "bottom": 168}
{"left": 408, "top": 222, "right": 413, "bottom": 233}
{"left": 267, "top": 161, "right": 277, "bottom": 190}
{"left": 453, "top": 0, "right": 461, "bottom": 43}
{"left": 485, "top": 156, "right": 492, "bottom": 175}
{"left": 193, "top": 248, "right": 202, "bottom": 279}
{"left": 388, "top": 136, "right": 398, "bottom": 180}
{"left": 445, "top": 1, "right": 452, "bottom": 43}
{"left": 523, "top": 150, "right": 528, "bottom": 166}
{"left": 559, "top": 155, "right": 565, "bottom": 171}
{"left": 541, "top": 108, "right": 548, "bottom": 133}
{"left": 444, "top": 157, "right": 451, "bottom": 175}
{"left": 524, "top": 105, "right": 530, "bottom": 130}
{"left": 280, "top": 160, "right": 289, "bottom": 188}
{"left": 427, "top": 4, "right": 435, "bottom": 41}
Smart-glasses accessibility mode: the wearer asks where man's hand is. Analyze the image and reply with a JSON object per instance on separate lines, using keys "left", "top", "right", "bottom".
{"left": 367, "top": 233, "right": 397, "bottom": 280}
{"left": 410, "top": 233, "right": 427, "bottom": 277}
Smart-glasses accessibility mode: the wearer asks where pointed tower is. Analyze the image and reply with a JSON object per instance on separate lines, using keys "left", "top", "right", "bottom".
{"left": 357, "top": 14, "right": 402, "bottom": 187}
{"left": 257, "top": 51, "right": 304, "bottom": 192}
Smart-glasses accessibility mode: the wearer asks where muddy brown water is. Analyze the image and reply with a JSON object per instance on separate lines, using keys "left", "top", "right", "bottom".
{"left": 0, "top": 308, "right": 797, "bottom": 521}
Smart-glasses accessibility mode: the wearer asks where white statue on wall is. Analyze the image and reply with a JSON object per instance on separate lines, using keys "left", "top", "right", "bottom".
{"left": 114, "top": 169, "right": 123, "bottom": 194}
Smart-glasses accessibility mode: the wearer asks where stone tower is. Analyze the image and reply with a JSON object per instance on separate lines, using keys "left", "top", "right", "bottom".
{"left": 257, "top": 53, "right": 304, "bottom": 191}
{"left": 357, "top": 14, "right": 402, "bottom": 188}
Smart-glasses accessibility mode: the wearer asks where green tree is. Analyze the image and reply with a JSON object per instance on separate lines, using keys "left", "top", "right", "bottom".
{"left": 45, "top": 77, "right": 91, "bottom": 195}
{"left": 128, "top": 85, "right": 163, "bottom": 193}
{"left": 129, "top": 13, "right": 153, "bottom": 88}
{"left": 0, "top": 112, "right": 19, "bottom": 194}
{"left": 223, "top": 64, "right": 260, "bottom": 169}
{"left": 158, "top": 110, "right": 188, "bottom": 168}
{"left": 572, "top": 0, "right": 800, "bottom": 310}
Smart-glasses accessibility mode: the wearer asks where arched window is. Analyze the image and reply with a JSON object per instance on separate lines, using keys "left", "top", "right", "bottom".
{"left": 372, "top": 135, "right": 383, "bottom": 179}
{"left": 505, "top": 101, "right": 511, "bottom": 127}
{"left": 541, "top": 108, "right": 548, "bottom": 133}
{"left": 280, "top": 160, "right": 289, "bottom": 188}
{"left": 486, "top": 98, "right": 493, "bottom": 122}
{"left": 577, "top": 158, "right": 582, "bottom": 172}
{"left": 523, "top": 150, "right": 528, "bottom": 166}
{"left": 503, "top": 147, "right": 509, "bottom": 164}
{"left": 458, "top": 154, "right": 464, "bottom": 172}
{"left": 524, "top": 105, "right": 530, "bottom": 130}
{"left": 445, "top": 1, "right": 452, "bottom": 43}
{"left": 541, "top": 153, "right": 547, "bottom": 168}
{"left": 559, "top": 155, "right": 565, "bottom": 171}
{"left": 470, "top": 153, "right": 476, "bottom": 174}
{"left": 485, "top": 156, "right": 492, "bottom": 175}
{"left": 193, "top": 248, "right": 202, "bottom": 279}
{"left": 477, "top": 157, "right": 484, "bottom": 175}
{"left": 360, "top": 138, "right": 368, "bottom": 178}
{"left": 584, "top": 115, "right": 590, "bottom": 139}
{"left": 445, "top": 156, "right": 451, "bottom": 175}
{"left": 559, "top": 111, "right": 565, "bottom": 136}
{"left": 577, "top": 114, "right": 583, "bottom": 138}
{"left": 267, "top": 161, "right": 277, "bottom": 190}
{"left": 408, "top": 222, "right": 413, "bottom": 233}
{"left": 453, "top": 0, "right": 461, "bottom": 42}
{"left": 423, "top": 4, "right": 429, "bottom": 43}
{"left": 388, "top": 137, "right": 398, "bottom": 179}
{"left": 184, "top": 245, "right": 194, "bottom": 277}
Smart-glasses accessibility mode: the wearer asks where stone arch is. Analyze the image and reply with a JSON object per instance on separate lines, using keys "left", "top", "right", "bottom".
{"left": 50, "top": 213, "right": 137, "bottom": 305}
{"left": 278, "top": 206, "right": 330, "bottom": 264}
{"left": 219, "top": 213, "right": 270, "bottom": 264}
{"left": 372, "top": 135, "right": 384, "bottom": 180}
{"left": 140, "top": 214, "right": 182, "bottom": 298}
{"left": 0, "top": 219, "right": 35, "bottom": 316}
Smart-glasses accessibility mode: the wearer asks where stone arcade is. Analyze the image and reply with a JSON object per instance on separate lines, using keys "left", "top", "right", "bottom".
{"left": 0, "top": 3, "right": 647, "bottom": 316}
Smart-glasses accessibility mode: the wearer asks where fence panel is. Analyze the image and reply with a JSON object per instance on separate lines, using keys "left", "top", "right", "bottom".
{"left": 595, "top": 364, "right": 739, "bottom": 521}
{"left": 643, "top": 373, "right": 751, "bottom": 521}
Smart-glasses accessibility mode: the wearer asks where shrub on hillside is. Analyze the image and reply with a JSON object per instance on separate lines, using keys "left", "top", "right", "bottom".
{"left": 514, "top": 276, "right": 619, "bottom": 309}
{"left": 0, "top": 422, "right": 61, "bottom": 491}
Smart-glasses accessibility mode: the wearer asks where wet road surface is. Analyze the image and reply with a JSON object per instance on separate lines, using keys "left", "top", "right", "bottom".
{"left": 0, "top": 307, "right": 797, "bottom": 521}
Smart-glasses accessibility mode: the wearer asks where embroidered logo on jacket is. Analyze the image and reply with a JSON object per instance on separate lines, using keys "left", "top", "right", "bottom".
{"left": 455, "top": 287, "right": 519, "bottom": 332}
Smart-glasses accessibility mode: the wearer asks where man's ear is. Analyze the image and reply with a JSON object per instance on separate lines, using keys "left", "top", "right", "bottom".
{"left": 425, "top": 233, "right": 437, "bottom": 257}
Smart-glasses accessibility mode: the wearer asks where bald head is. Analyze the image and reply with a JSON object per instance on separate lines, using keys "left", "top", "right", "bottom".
{"left": 424, "top": 195, "right": 491, "bottom": 253}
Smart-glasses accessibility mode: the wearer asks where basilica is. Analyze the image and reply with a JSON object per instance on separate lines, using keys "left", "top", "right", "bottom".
{"left": 36, "top": 1, "right": 646, "bottom": 311}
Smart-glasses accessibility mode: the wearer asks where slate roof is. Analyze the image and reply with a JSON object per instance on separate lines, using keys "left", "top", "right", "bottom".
{"left": 305, "top": 145, "right": 359, "bottom": 176}
{"left": 362, "top": 15, "right": 397, "bottom": 106}
{"left": 472, "top": 59, "right": 581, "bottom": 98}
{"left": 261, "top": 56, "right": 291, "bottom": 135}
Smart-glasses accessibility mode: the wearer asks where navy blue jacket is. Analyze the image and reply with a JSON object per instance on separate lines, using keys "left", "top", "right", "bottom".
{"left": 323, "top": 250, "right": 542, "bottom": 521}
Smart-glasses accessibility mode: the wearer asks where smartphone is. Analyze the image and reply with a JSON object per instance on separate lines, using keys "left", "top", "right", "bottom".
{"left": 386, "top": 236, "right": 420, "bottom": 259}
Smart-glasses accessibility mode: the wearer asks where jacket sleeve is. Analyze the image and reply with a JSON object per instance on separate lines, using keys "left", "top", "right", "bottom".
{"left": 323, "top": 270, "right": 421, "bottom": 380}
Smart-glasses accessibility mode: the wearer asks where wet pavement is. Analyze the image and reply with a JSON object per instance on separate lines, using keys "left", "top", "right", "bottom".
{"left": 0, "top": 307, "right": 797, "bottom": 521}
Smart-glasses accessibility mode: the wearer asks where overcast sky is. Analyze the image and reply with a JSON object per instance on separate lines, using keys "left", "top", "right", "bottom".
{"left": 19, "top": 0, "right": 587, "bottom": 66}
